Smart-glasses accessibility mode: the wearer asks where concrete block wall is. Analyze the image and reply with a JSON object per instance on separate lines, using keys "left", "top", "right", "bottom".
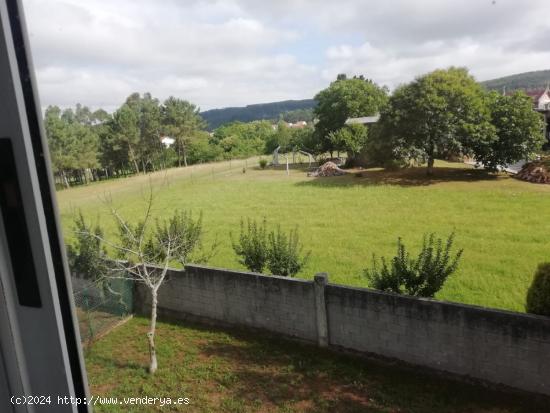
{"left": 134, "top": 264, "right": 318, "bottom": 342}
{"left": 326, "top": 284, "right": 550, "bottom": 396}
{"left": 133, "top": 265, "right": 550, "bottom": 396}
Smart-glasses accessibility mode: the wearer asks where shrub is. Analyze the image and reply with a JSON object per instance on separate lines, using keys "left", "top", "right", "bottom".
{"left": 67, "top": 211, "right": 109, "bottom": 280}
{"left": 231, "top": 219, "right": 310, "bottom": 276}
{"left": 231, "top": 218, "right": 268, "bottom": 273}
{"left": 267, "top": 225, "right": 310, "bottom": 277}
{"left": 526, "top": 263, "right": 550, "bottom": 316}
{"left": 259, "top": 159, "right": 268, "bottom": 169}
{"left": 149, "top": 210, "right": 210, "bottom": 266}
{"left": 364, "top": 233, "right": 463, "bottom": 297}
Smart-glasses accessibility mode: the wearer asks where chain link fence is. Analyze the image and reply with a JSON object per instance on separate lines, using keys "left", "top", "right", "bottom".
{"left": 72, "top": 276, "right": 133, "bottom": 344}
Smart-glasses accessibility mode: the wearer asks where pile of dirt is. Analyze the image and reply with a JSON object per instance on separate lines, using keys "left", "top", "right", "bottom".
{"left": 516, "top": 159, "right": 550, "bottom": 184}
{"left": 307, "top": 161, "right": 347, "bottom": 177}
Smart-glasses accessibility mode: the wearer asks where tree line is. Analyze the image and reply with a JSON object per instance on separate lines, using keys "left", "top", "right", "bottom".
{"left": 45, "top": 92, "right": 317, "bottom": 188}
{"left": 311, "top": 69, "right": 545, "bottom": 174}
{"left": 45, "top": 66, "right": 546, "bottom": 188}
{"left": 45, "top": 93, "right": 206, "bottom": 188}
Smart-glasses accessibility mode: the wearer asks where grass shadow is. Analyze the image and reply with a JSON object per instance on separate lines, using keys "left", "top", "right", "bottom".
{"left": 297, "top": 165, "right": 503, "bottom": 188}
{"left": 88, "top": 353, "right": 148, "bottom": 373}
{"left": 159, "top": 317, "right": 547, "bottom": 413}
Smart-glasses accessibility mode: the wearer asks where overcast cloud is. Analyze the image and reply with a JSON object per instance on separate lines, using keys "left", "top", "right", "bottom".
{"left": 22, "top": 0, "right": 550, "bottom": 111}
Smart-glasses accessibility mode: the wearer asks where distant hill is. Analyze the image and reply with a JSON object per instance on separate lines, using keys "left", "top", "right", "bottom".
{"left": 481, "top": 69, "right": 550, "bottom": 92}
{"left": 202, "top": 70, "right": 550, "bottom": 129}
{"left": 200, "top": 99, "right": 316, "bottom": 130}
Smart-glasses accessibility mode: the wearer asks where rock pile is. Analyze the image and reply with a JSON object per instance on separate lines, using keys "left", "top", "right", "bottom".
{"left": 307, "top": 161, "right": 347, "bottom": 177}
{"left": 516, "top": 160, "right": 550, "bottom": 184}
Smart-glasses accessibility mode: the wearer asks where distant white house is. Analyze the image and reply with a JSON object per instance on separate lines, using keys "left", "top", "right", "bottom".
{"left": 274, "top": 121, "right": 309, "bottom": 130}
{"left": 161, "top": 136, "right": 175, "bottom": 148}
{"left": 517, "top": 86, "right": 550, "bottom": 144}
{"left": 288, "top": 121, "right": 307, "bottom": 128}
{"left": 523, "top": 86, "right": 550, "bottom": 111}
{"left": 345, "top": 115, "right": 380, "bottom": 125}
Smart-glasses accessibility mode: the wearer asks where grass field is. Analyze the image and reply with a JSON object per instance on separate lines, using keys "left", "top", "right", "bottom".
{"left": 85, "top": 316, "right": 548, "bottom": 412}
{"left": 57, "top": 157, "right": 550, "bottom": 312}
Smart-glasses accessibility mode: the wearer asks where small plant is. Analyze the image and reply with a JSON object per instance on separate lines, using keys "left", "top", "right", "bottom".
{"left": 231, "top": 218, "right": 268, "bottom": 273}
{"left": 267, "top": 225, "right": 310, "bottom": 277}
{"left": 231, "top": 219, "right": 310, "bottom": 277}
{"left": 526, "top": 263, "right": 550, "bottom": 316}
{"left": 364, "top": 233, "right": 463, "bottom": 297}
{"left": 259, "top": 159, "right": 268, "bottom": 169}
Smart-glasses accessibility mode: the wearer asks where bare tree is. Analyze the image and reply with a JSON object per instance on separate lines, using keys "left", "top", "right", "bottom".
{"left": 77, "top": 188, "right": 214, "bottom": 373}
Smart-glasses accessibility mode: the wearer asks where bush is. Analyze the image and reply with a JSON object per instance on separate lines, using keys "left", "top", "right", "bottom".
{"left": 364, "top": 233, "right": 463, "bottom": 297}
{"left": 526, "top": 263, "right": 550, "bottom": 316}
{"left": 267, "top": 225, "right": 310, "bottom": 277}
{"left": 231, "top": 219, "right": 310, "bottom": 276}
{"left": 231, "top": 218, "right": 268, "bottom": 273}
{"left": 67, "top": 211, "right": 109, "bottom": 280}
{"left": 259, "top": 158, "right": 268, "bottom": 169}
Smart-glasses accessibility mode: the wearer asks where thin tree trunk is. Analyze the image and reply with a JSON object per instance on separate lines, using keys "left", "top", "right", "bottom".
{"left": 129, "top": 146, "right": 140, "bottom": 174}
{"left": 183, "top": 147, "right": 188, "bottom": 167}
{"left": 427, "top": 155, "right": 435, "bottom": 176}
{"left": 147, "top": 288, "right": 158, "bottom": 374}
{"left": 62, "top": 170, "right": 70, "bottom": 189}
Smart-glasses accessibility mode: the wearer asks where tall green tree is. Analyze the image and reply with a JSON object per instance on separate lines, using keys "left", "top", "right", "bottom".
{"left": 472, "top": 91, "right": 545, "bottom": 171}
{"left": 328, "top": 123, "right": 368, "bottom": 165}
{"left": 379, "top": 67, "right": 493, "bottom": 175}
{"left": 70, "top": 122, "right": 100, "bottom": 183}
{"left": 162, "top": 97, "right": 205, "bottom": 167}
{"left": 45, "top": 105, "right": 74, "bottom": 187}
{"left": 110, "top": 103, "right": 141, "bottom": 173}
{"left": 137, "top": 93, "right": 162, "bottom": 172}
{"left": 314, "top": 75, "right": 388, "bottom": 155}
{"left": 44, "top": 105, "right": 100, "bottom": 187}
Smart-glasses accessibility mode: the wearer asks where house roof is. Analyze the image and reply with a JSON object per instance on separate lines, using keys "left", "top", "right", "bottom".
{"left": 506, "top": 87, "right": 549, "bottom": 102}
{"left": 523, "top": 89, "right": 548, "bottom": 102}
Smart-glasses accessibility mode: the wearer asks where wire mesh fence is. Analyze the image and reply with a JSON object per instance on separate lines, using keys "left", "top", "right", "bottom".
{"left": 72, "top": 277, "right": 133, "bottom": 344}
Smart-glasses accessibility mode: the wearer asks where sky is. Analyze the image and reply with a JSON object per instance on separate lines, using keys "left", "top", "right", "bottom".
{"left": 22, "top": 0, "right": 550, "bottom": 112}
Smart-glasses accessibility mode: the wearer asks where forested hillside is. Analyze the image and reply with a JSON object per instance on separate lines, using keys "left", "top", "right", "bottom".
{"left": 200, "top": 99, "right": 316, "bottom": 129}
{"left": 481, "top": 69, "right": 550, "bottom": 92}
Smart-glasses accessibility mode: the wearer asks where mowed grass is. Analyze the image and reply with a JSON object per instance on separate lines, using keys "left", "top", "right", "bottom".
{"left": 85, "top": 316, "right": 548, "bottom": 413}
{"left": 57, "top": 158, "right": 550, "bottom": 312}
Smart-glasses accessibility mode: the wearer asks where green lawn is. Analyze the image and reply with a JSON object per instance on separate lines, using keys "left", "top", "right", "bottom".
{"left": 57, "top": 158, "right": 550, "bottom": 312}
{"left": 85, "top": 316, "right": 548, "bottom": 412}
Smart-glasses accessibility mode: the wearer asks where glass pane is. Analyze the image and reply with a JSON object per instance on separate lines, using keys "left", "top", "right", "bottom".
{"left": 23, "top": 0, "right": 550, "bottom": 410}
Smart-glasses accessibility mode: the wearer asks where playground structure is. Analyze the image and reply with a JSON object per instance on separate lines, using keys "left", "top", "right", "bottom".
{"left": 272, "top": 146, "right": 315, "bottom": 174}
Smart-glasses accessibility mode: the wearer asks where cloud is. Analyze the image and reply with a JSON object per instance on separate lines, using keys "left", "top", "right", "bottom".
{"left": 23, "top": 0, "right": 319, "bottom": 110}
{"left": 21, "top": 0, "right": 550, "bottom": 111}
{"left": 323, "top": 40, "right": 550, "bottom": 89}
